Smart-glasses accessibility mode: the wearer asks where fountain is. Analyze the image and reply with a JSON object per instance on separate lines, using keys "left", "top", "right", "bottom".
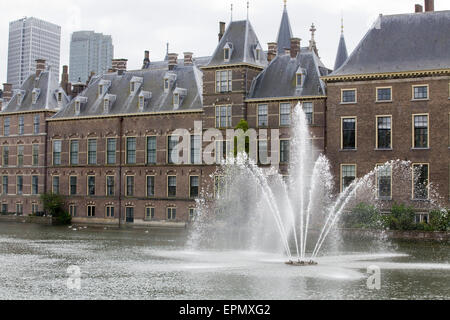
{"left": 188, "top": 104, "right": 443, "bottom": 265}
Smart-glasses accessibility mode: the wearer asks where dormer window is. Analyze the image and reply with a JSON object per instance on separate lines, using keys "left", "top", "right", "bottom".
{"left": 130, "top": 76, "right": 143, "bottom": 95}
{"left": 223, "top": 42, "right": 233, "bottom": 62}
{"left": 103, "top": 98, "right": 110, "bottom": 113}
{"left": 103, "top": 94, "right": 116, "bottom": 114}
{"left": 138, "top": 91, "right": 151, "bottom": 112}
{"left": 164, "top": 79, "right": 169, "bottom": 91}
{"left": 57, "top": 92, "right": 62, "bottom": 102}
{"left": 97, "top": 80, "right": 111, "bottom": 97}
{"left": 163, "top": 72, "right": 177, "bottom": 93}
{"left": 32, "top": 88, "right": 41, "bottom": 104}
{"left": 295, "top": 67, "right": 307, "bottom": 88}
{"left": 256, "top": 49, "right": 261, "bottom": 62}
{"left": 15, "top": 90, "right": 25, "bottom": 106}
{"left": 173, "top": 88, "right": 187, "bottom": 109}
{"left": 98, "top": 85, "right": 103, "bottom": 97}
{"left": 75, "top": 101, "right": 81, "bottom": 115}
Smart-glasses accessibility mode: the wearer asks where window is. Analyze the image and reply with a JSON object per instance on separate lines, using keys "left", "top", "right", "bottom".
{"left": 87, "top": 176, "right": 95, "bottom": 196}
{"left": 2, "top": 176, "right": 8, "bottom": 195}
{"left": 190, "top": 135, "right": 201, "bottom": 164}
{"left": 215, "top": 140, "right": 230, "bottom": 164}
{"left": 57, "top": 92, "right": 63, "bottom": 103}
{"left": 280, "top": 103, "right": 291, "bottom": 126}
{"left": 376, "top": 87, "right": 392, "bottom": 102}
{"left": 52, "top": 176, "right": 59, "bottom": 194}
{"left": 296, "top": 73, "right": 302, "bottom": 87}
{"left": 18, "top": 116, "right": 24, "bottom": 135}
{"left": 106, "top": 206, "right": 115, "bottom": 218}
{"left": 258, "top": 104, "right": 268, "bottom": 127}
{"left": 146, "top": 136, "right": 156, "bottom": 164}
{"left": 98, "top": 85, "right": 104, "bottom": 97}
{"left": 167, "top": 207, "right": 176, "bottom": 220}
{"left": 130, "top": 82, "right": 135, "bottom": 94}
{"left": 168, "top": 176, "right": 176, "bottom": 197}
{"left": 413, "top": 164, "right": 429, "bottom": 200}
{"left": 3, "top": 146, "right": 9, "bottom": 166}
{"left": 341, "top": 164, "right": 356, "bottom": 191}
{"left": 216, "top": 70, "right": 232, "bottom": 93}
{"left": 33, "top": 115, "right": 39, "bottom": 134}
{"left": 341, "top": 89, "right": 357, "bottom": 103}
{"left": 138, "top": 95, "right": 145, "bottom": 110}
{"left": 280, "top": 140, "right": 290, "bottom": 164}
{"left": 32, "top": 203, "right": 38, "bottom": 215}
{"left": 70, "top": 176, "right": 77, "bottom": 195}
{"left": 87, "top": 205, "right": 96, "bottom": 217}
{"left": 190, "top": 176, "right": 199, "bottom": 198}
{"left": 413, "top": 115, "right": 429, "bottom": 148}
{"left": 146, "top": 176, "right": 155, "bottom": 197}
{"left": 69, "top": 205, "right": 77, "bottom": 217}
{"left": 4, "top": 117, "right": 10, "bottom": 136}
{"left": 303, "top": 102, "right": 313, "bottom": 125}
{"left": 342, "top": 118, "right": 356, "bottom": 150}
{"left": 32, "top": 144, "right": 39, "bottom": 166}
{"left": 1, "top": 203, "right": 8, "bottom": 214}
{"left": 107, "top": 138, "right": 116, "bottom": 164}
{"left": 164, "top": 79, "right": 170, "bottom": 91}
{"left": 75, "top": 101, "right": 81, "bottom": 115}
{"left": 126, "top": 137, "right": 136, "bottom": 164}
{"left": 106, "top": 176, "right": 115, "bottom": 196}
{"left": 145, "top": 207, "right": 155, "bottom": 221}
{"left": 215, "top": 105, "right": 232, "bottom": 128}
{"left": 70, "top": 140, "right": 79, "bottom": 165}
{"left": 168, "top": 136, "right": 178, "bottom": 164}
{"left": 53, "top": 140, "right": 62, "bottom": 165}
{"left": 125, "top": 207, "right": 134, "bottom": 222}
{"left": 377, "top": 116, "right": 392, "bottom": 149}
{"left": 258, "top": 140, "right": 268, "bottom": 165}
{"left": 189, "top": 208, "right": 197, "bottom": 221}
{"left": 32, "top": 176, "right": 38, "bottom": 195}
{"left": 377, "top": 165, "right": 392, "bottom": 199}
{"left": 17, "top": 176, "right": 23, "bottom": 195}
{"left": 224, "top": 48, "right": 230, "bottom": 61}
{"left": 88, "top": 139, "right": 97, "bottom": 165}
{"left": 173, "top": 93, "right": 180, "bottom": 107}
{"left": 16, "top": 203, "right": 23, "bottom": 215}
{"left": 17, "top": 145, "right": 24, "bottom": 167}
{"left": 214, "top": 175, "right": 226, "bottom": 199}
{"left": 413, "top": 85, "right": 428, "bottom": 100}
{"left": 126, "top": 176, "right": 134, "bottom": 197}
{"left": 255, "top": 49, "right": 261, "bottom": 61}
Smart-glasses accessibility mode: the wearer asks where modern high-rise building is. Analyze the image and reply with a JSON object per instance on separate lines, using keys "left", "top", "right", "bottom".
{"left": 7, "top": 17, "right": 61, "bottom": 89}
{"left": 69, "top": 31, "right": 114, "bottom": 83}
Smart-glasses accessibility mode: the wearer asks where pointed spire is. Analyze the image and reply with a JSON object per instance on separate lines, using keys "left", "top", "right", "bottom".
{"left": 334, "top": 18, "right": 348, "bottom": 70}
{"left": 309, "top": 23, "right": 319, "bottom": 57}
{"left": 276, "top": 0, "right": 293, "bottom": 55}
{"left": 164, "top": 43, "right": 169, "bottom": 61}
{"left": 230, "top": 3, "right": 233, "bottom": 22}
{"left": 247, "top": 1, "right": 249, "bottom": 20}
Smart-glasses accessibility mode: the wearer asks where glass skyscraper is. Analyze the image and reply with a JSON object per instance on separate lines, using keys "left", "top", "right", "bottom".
{"left": 69, "top": 31, "right": 114, "bottom": 83}
{"left": 7, "top": 17, "right": 61, "bottom": 89}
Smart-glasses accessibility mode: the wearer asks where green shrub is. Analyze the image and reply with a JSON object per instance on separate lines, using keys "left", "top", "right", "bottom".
{"left": 40, "top": 193, "right": 71, "bottom": 225}
{"left": 390, "top": 203, "right": 416, "bottom": 230}
{"left": 429, "top": 210, "right": 450, "bottom": 232}
{"left": 342, "top": 203, "right": 383, "bottom": 229}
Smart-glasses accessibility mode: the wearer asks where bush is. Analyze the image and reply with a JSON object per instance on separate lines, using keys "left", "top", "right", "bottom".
{"left": 40, "top": 193, "right": 71, "bottom": 225}
{"left": 389, "top": 203, "right": 416, "bottom": 230}
{"left": 429, "top": 210, "right": 450, "bottom": 232}
{"left": 234, "top": 119, "right": 250, "bottom": 157}
{"left": 342, "top": 203, "right": 383, "bottom": 229}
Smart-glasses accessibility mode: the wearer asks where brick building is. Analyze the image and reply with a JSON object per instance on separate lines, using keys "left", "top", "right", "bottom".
{"left": 0, "top": 1, "right": 448, "bottom": 226}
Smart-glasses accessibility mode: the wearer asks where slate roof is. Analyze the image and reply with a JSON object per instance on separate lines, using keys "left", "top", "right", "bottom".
{"left": 53, "top": 63, "right": 203, "bottom": 119}
{"left": 276, "top": 5, "right": 293, "bottom": 55}
{"left": 248, "top": 48, "right": 329, "bottom": 100}
{"left": 206, "top": 20, "right": 267, "bottom": 68}
{"left": 331, "top": 10, "right": 450, "bottom": 76}
{"left": 333, "top": 34, "right": 348, "bottom": 71}
{"left": 1, "top": 69, "right": 69, "bottom": 113}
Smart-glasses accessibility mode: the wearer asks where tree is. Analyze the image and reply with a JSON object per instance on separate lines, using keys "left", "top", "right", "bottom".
{"left": 234, "top": 119, "right": 250, "bottom": 157}
{"left": 40, "top": 193, "right": 72, "bottom": 225}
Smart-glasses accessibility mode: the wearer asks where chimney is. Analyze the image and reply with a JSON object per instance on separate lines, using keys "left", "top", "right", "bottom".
{"left": 425, "top": 0, "right": 434, "bottom": 11}
{"left": 219, "top": 22, "right": 226, "bottom": 42}
{"left": 2, "top": 83, "right": 12, "bottom": 102}
{"left": 112, "top": 59, "right": 128, "bottom": 75}
{"left": 60, "top": 65, "right": 72, "bottom": 97}
{"left": 290, "top": 38, "right": 301, "bottom": 58}
{"left": 184, "top": 52, "right": 193, "bottom": 66}
{"left": 142, "top": 50, "right": 150, "bottom": 69}
{"left": 415, "top": 4, "right": 423, "bottom": 12}
{"left": 87, "top": 71, "right": 96, "bottom": 85}
{"left": 35, "top": 59, "right": 46, "bottom": 77}
{"left": 168, "top": 53, "right": 178, "bottom": 71}
{"left": 267, "top": 42, "right": 277, "bottom": 63}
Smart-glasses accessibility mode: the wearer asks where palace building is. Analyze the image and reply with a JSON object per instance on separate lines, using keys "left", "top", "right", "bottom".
{"left": 0, "top": 0, "right": 448, "bottom": 226}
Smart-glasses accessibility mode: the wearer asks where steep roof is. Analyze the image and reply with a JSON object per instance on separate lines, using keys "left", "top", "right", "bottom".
{"left": 1, "top": 69, "right": 68, "bottom": 113}
{"left": 52, "top": 62, "right": 203, "bottom": 119}
{"left": 248, "top": 48, "right": 329, "bottom": 100}
{"left": 206, "top": 20, "right": 267, "bottom": 68}
{"left": 276, "top": 5, "right": 293, "bottom": 55}
{"left": 331, "top": 10, "right": 450, "bottom": 76}
{"left": 333, "top": 34, "right": 348, "bottom": 71}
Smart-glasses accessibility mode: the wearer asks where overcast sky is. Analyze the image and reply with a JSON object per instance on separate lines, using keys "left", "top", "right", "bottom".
{"left": 1, "top": 0, "right": 448, "bottom": 85}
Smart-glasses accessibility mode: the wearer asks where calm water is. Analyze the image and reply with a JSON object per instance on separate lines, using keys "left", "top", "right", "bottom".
{"left": 0, "top": 222, "right": 448, "bottom": 300}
